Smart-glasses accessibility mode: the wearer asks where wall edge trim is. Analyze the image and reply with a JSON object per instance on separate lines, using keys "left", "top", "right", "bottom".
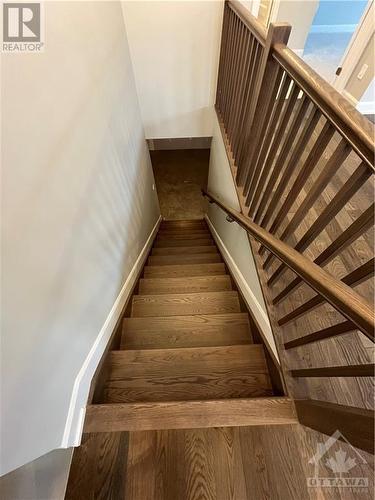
{"left": 61, "top": 215, "right": 162, "bottom": 448}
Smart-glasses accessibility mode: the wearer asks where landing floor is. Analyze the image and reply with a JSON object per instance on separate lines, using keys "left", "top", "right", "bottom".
{"left": 150, "top": 149, "right": 209, "bottom": 220}
{"left": 65, "top": 424, "right": 374, "bottom": 499}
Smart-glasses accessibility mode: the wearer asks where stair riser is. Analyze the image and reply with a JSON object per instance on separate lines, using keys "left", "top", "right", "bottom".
{"left": 157, "top": 230, "right": 210, "bottom": 237}
{"left": 121, "top": 329, "right": 251, "bottom": 350}
{"left": 154, "top": 239, "right": 213, "bottom": 247}
{"left": 139, "top": 276, "right": 232, "bottom": 294}
{"left": 148, "top": 254, "right": 222, "bottom": 266}
{"left": 152, "top": 246, "right": 218, "bottom": 255}
{"left": 84, "top": 398, "right": 297, "bottom": 433}
{"left": 108, "top": 345, "right": 267, "bottom": 377}
{"left": 144, "top": 263, "right": 226, "bottom": 278}
{"left": 132, "top": 295, "right": 240, "bottom": 317}
{"left": 156, "top": 234, "right": 211, "bottom": 241}
{"left": 104, "top": 374, "right": 273, "bottom": 403}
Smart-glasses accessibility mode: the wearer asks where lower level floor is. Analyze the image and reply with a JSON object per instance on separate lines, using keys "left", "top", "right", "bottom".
{"left": 65, "top": 423, "right": 374, "bottom": 500}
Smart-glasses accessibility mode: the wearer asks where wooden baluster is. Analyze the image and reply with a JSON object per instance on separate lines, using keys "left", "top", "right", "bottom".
{"left": 231, "top": 29, "right": 252, "bottom": 156}
{"left": 245, "top": 81, "right": 300, "bottom": 205}
{"left": 223, "top": 14, "right": 241, "bottom": 127}
{"left": 269, "top": 163, "right": 373, "bottom": 285}
{"left": 216, "top": 3, "right": 231, "bottom": 113}
{"left": 236, "top": 23, "right": 291, "bottom": 187}
{"left": 278, "top": 258, "right": 375, "bottom": 327}
{"left": 266, "top": 138, "right": 351, "bottom": 273}
{"left": 291, "top": 364, "right": 374, "bottom": 378}
{"left": 242, "top": 74, "right": 293, "bottom": 201}
{"left": 273, "top": 203, "right": 375, "bottom": 304}
{"left": 248, "top": 84, "right": 305, "bottom": 215}
{"left": 267, "top": 139, "right": 352, "bottom": 281}
{"left": 259, "top": 121, "right": 335, "bottom": 257}
{"left": 236, "top": 41, "right": 262, "bottom": 181}
{"left": 233, "top": 35, "right": 256, "bottom": 164}
{"left": 258, "top": 107, "right": 320, "bottom": 228}
{"left": 227, "top": 22, "right": 247, "bottom": 141}
{"left": 221, "top": 9, "right": 236, "bottom": 125}
{"left": 284, "top": 320, "right": 357, "bottom": 349}
{"left": 225, "top": 18, "right": 244, "bottom": 140}
{"left": 253, "top": 96, "right": 311, "bottom": 222}
{"left": 244, "top": 80, "right": 299, "bottom": 201}
{"left": 203, "top": 188, "right": 374, "bottom": 337}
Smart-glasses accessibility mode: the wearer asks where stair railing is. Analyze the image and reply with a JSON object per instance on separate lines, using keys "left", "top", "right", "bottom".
{"left": 212, "top": 0, "right": 374, "bottom": 453}
{"left": 203, "top": 189, "right": 374, "bottom": 454}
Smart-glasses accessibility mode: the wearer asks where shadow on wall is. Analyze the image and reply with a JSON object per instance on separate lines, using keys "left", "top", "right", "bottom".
{"left": 1, "top": 0, "right": 159, "bottom": 478}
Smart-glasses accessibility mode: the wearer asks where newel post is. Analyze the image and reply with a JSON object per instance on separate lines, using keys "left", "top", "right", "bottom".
{"left": 237, "top": 22, "right": 291, "bottom": 187}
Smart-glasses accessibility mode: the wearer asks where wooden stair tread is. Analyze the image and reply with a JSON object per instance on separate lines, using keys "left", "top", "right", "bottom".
{"left": 160, "top": 220, "right": 206, "bottom": 229}
{"left": 154, "top": 238, "right": 213, "bottom": 247}
{"left": 156, "top": 231, "right": 211, "bottom": 239}
{"left": 103, "top": 372, "right": 272, "bottom": 403}
{"left": 84, "top": 397, "right": 296, "bottom": 432}
{"left": 108, "top": 345, "right": 267, "bottom": 376}
{"left": 152, "top": 245, "right": 218, "bottom": 255}
{"left": 139, "top": 275, "right": 232, "bottom": 294}
{"left": 104, "top": 345, "right": 271, "bottom": 403}
{"left": 121, "top": 314, "right": 251, "bottom": 350}
{"left": 148, "top": 253, "right": 222, "bottom": 266}
{"left": 131, "top": 291, "right": 240, "bottom": 317}
{"left": 122, "top": 312, "right": 250, "bottom": 333}
{"left": 144, "top": 263, "right": 226, "bottom": 278}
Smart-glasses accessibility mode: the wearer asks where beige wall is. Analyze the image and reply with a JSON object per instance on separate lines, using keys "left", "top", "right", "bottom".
{"left": 1, "top": 0, "right": 159, "bottom": 478}
{"left": 206, "top": 115, "right": 279, "bottom": 361}
{"left": 274, "top": 1, "right": 319, "bottom": 52}
{"left": 122, "top": 0, "right": 223, "bottom": 139}
{"left": 344, "top": 34, "right": 375, "bottom": 102}
{"left": 0, "top": 449, "right": 72, "bottom": 500}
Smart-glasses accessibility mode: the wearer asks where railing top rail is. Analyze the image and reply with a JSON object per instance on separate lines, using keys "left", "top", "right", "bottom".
{"left": 272, "top": 44, "right": 375, "bottom": 170}
{"left": 202, "top": 189, "right": 374, "bottom": 340}
{"left": 228, "top": 0, "right": 267, "bottom": 46}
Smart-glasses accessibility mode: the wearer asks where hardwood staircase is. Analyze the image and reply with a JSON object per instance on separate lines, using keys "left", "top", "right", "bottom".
{"left": 85, "top": 219, "right": 296, "bottom": 432}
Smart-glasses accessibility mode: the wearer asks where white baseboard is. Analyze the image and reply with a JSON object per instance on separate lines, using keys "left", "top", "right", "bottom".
{"left": 205, "top": 216, "right": 279, "bottom": 363}
{"left": 61, "top": 216, "right": 161, "bottom": 448}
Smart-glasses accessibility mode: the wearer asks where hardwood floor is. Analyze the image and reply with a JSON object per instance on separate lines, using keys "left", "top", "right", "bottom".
{"left": 66, "top": 219, "right": 311, "bottom": 500}
{"left": 66, "top": 425, "right": 313, "bottom": 500}
{"left": 65, "top": 218, "right": 375, "bottom": 500}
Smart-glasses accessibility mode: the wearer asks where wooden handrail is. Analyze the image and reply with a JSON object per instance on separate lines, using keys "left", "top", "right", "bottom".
{"left": 228, "top": 0, "right": 267, "bottom": 46}
{"left": 272, "top": 44, "right": 375, "bottom": 169}
{"left": 202, "top": 189, "right": 375, "bottom": 338}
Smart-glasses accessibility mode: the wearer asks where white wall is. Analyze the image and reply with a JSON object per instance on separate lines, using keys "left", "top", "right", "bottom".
{"left": 207, "top": 115, "right": 279, "bottom": 361}
{"left": 1, "top": 1, "right": 160, "bottom": 477}
{"left": 0, "top": 449, "right": 72, "bottom": 500}
{"left": 122, "top": 0, "right": 223, "bottom": 139}
{"left": 271, "top": 0, "right": 319, "bottom": 53}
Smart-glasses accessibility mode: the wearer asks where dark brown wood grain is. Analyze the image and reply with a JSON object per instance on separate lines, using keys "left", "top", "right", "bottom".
{"left": 84, "top": 398, "right": 296, "bottom": 433}
{"left": 284, "top": 320, "right": 356, "bottom": 349}
{"left": 202, "top": 190, "right": 374, "bottom": 338}
{"left": 292, "top": 364, "right": 374, "bottom": 378}
{"left": 273, "top": 44, "right": 375, "bottom": 168}
{"left": 295, "top": 399, "right": 374, "bottom": 454}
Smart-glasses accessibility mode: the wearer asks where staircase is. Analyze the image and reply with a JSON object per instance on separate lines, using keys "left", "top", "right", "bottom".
{"left": 85, "top": 219, "right": 296, "bottom": 432}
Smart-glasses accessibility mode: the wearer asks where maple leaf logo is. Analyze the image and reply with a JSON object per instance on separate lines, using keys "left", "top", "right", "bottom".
{"left": 325, "top": 449, "right": 357, "bottom": 474}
